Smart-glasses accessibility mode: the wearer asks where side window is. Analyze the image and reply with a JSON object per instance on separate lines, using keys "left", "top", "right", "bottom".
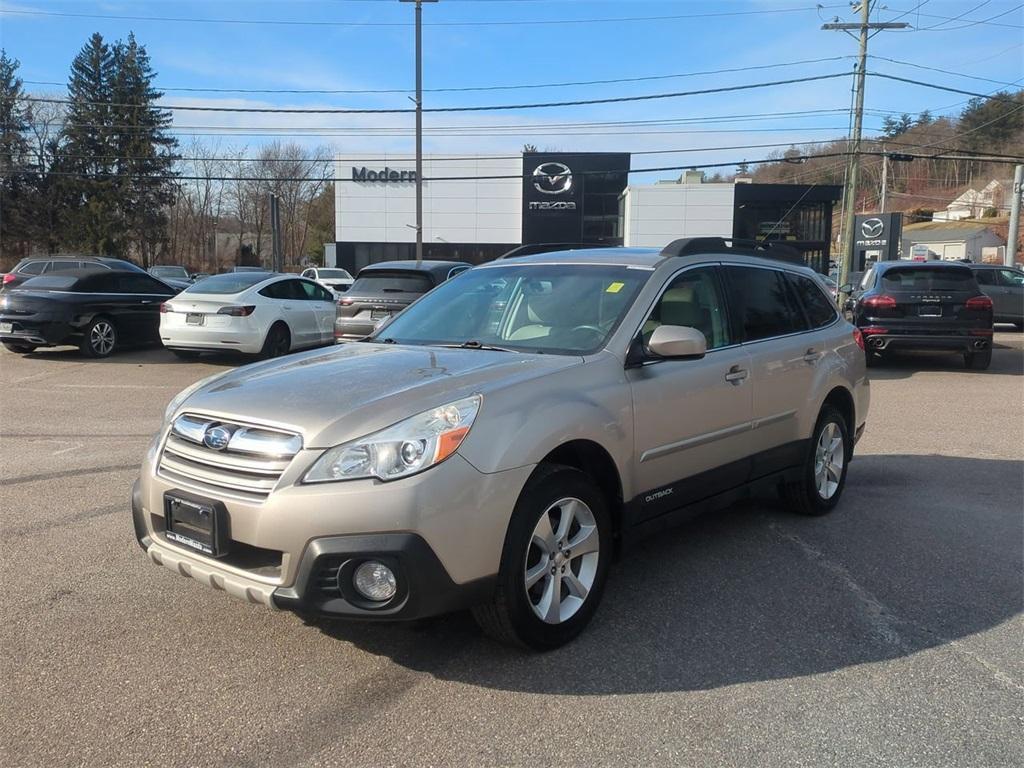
{"left": 723, "top": 266, "right": 805, "bottom": 342}
{"left": 264, "top": 279, "right": 304, "bottom": 301}
{"left": 19, "top": 261, "right": 46, "bottom": 275}
{"left": 297, "top": 280, "right": 330, "bottom": 301}
{"left": 301, "top": 269, "right": 314, "bottom": 279}
{"left": 998, "top": 269, "right": 1024, "bottom": 287}
{"left": 115, "top": 274, "right": 173, "bottom": 294}
{"left": 973, "top": 270, "right": 997, "bottom": 286}
{"left": 258, "top": 282, "right": 283, "bottom": 300}
{"left": 641, "top": 267, "right": 731, "bottom": 350}
{"left": 860, "top": 268, "right": 874, "bottom": 290}
{"left": 788, "top": 274, "right": 838, "bottom": 329}
{"left": 447, "top": 266, "right": 469, "bottom": 280}
{"left": 48, "top": 261, "right": 82, "bottom": 273}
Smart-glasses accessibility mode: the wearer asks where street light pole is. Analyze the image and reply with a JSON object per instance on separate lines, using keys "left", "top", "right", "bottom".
{"left": 400, "top": 0, "right": 437, "bottom": 265}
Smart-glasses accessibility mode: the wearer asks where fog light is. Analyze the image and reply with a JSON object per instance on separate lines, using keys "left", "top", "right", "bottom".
{"left": 353, "top": 561, "right": 397, "bottom": 602}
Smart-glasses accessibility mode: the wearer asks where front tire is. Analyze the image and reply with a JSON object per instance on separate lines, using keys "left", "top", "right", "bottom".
{"left": 79, "top": 317, "right": 117, "bottom": 358}
{"left": 3, "top": 341, "right": 37, "bottom": 354}
{"left": 472, "top": 465, "right": 611, "bottom": 650}
{"left": 782, "top": 405, "right": 851, "bottom": 517}
{"left": 964, "top": 348, "right": 992, "bottom": 370}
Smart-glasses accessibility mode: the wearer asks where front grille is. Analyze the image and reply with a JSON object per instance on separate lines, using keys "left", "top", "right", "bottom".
{"left": 157, "top": 414, "right": 302, "bottom": 502}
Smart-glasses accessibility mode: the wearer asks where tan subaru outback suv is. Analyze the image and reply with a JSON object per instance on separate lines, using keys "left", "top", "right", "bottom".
{"left": 132, "top": 239, "right": 869, "bottom": 649}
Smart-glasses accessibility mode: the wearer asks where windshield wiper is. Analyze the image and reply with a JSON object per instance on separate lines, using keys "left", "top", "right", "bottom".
{"left": 435, "top": 340, "right": 517, "bottom": 353}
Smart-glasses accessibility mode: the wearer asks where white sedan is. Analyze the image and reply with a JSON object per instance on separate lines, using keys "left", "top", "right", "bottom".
{"left": 160, "top": 272, "right": 337, "bottom": 358}
{"left": 301, "top": 267, "right": 354, "bottom": 294}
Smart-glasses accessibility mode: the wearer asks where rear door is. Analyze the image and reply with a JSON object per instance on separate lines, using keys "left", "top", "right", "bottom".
{"left": 108, "top": 273, "right": 176, "bottom": 342}
{"left": 722, "top": 265, "right": 816, "bottom": 473}
{"left": 297, "top": 279, "right": 337, "bottom": 344}
{"left": 263, "top": 279, "right": 318, "bottom": 346}
{"left": 995, "top": 268, "right": 1024, "bottom": 322}
{"left": 627, "top": 265, "right": 754, "bottom": 521}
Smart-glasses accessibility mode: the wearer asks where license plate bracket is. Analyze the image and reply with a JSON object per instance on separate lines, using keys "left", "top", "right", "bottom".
{"left": 0, "top": 322, "right": 12, "bottom": 334}
{"left": 185, "top": 313, "right": 205, "bottom": 326}
{"left": 918, "top": 306, "right": 942, "bottom": 317}
{"left": 370, "top": 309, "right": 390, "bottom": 321}
{"left": 164, "top": 490, "right": 230, "bottom": 557}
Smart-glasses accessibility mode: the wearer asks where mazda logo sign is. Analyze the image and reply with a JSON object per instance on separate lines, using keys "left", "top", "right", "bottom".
{"left": 861, "top": 218, "right": 884, "bottom": 238}
{"left": 532, "top": 162, "right": 573, "bottom": 195}
{"left": 202, "top": 425, "right": 234, "bottom": 451}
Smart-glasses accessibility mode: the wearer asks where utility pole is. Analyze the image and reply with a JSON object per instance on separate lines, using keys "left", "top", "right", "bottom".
{"left": 1008, "top": 164, "right": 1023, "bottom": 267}
{"left": 823, "top": 3, "right": 907, "bottom": 293}
{"left": 879, "top": 150, "right": 888, "bottom": 214}
{"left": 400, "top": 0, "right": 437, "bottom": 265}
{"left": 269, "top": 193, "right": 283, "bottom": 272}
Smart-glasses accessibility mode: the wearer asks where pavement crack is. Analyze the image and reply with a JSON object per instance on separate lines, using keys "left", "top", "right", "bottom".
{"left": 1, "top": 463, "right": 137, "bottom": 486}
{"left": 1, "top": 502, "right": 123, "bottom": 537}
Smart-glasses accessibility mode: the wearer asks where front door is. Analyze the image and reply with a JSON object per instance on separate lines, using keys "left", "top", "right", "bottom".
{"left": 995, "top": 268, "right": 1024, "bottom": 322}
{"left": 627, "top": 266, "right": 753, "bottom": 523}
{"left": 298, "top": 279, "right": 338, "bottom": 344}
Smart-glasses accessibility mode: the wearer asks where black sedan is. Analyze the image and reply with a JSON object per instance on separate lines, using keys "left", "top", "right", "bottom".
{"left": 0, "top": 269, "right": 179, "bottom": 357}
{"left": 846, "top": 261, "right": 994, "bottom": 369}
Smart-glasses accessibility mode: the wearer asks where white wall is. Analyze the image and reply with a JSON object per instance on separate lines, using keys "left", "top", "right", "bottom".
{"left": 621, "top": 183, "right": 735, "bottom": 247}
{"left": 335, "top": 154, "right": 522, "bottom": 245}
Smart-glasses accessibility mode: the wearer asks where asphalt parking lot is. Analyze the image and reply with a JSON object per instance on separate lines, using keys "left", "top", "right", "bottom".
{"left": 2, "top": 334, "right": 1022, "bottom": 767}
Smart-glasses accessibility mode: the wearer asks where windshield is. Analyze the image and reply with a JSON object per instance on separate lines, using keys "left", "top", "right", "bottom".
{"left": 150, "top": 266, "right": 188, "bottom": 278}
{"left": 318, "top": 269, "right": 352, "bottom": 279}
{"left": 881, "top": 267, "right": 974, "bottom": 291}
{"left": 182, "top": 272, "right": 270, "bottom": 295}
{"left": 375, "top": 263, "right": 650, "bottom": 355}
{"left": 352, "top": 271, "right": 434, "bottom": 294}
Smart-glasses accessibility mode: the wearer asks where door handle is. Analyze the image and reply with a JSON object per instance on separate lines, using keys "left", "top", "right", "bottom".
{"left": 283, "top": 305, "right": 292, "bottom": 310}
{"left": 803, "top": 347, "right": 821, "bottom": 363}
{"left": 724, "top": 365, "right": 748, "bottom": 384}
{"left": 140, "top": 300, "right": 153, "bottom": 304}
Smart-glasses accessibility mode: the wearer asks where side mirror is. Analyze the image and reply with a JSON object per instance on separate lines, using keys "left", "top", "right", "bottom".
{"left": 647, "top": 325, "right": 707, "bottom": 359}
{"left": 838, "top": 283, "right": 853, "bottom": 293}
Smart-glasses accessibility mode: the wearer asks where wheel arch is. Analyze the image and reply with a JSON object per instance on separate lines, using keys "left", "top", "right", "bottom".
{"left": 821, "top": 385, "right": 855, "bottom": 433}
{"left": 533, "top": 439, "right": 625, "bottom": 539}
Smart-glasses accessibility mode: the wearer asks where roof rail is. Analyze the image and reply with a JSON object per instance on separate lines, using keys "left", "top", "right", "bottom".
{"left": 500, "top": 242, "right": 609, "bottom": 259}
{"left": 660, "top": 237, "right": 805, "bottom": 264}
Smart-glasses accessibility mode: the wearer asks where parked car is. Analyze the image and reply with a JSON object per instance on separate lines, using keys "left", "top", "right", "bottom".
{"left": 0, "top": 269, "right": 178, "bottom": 357}
{"left": 334, "top": 260, "right": 472, "bottom": 340}
{"left": 967, "top": 264, "right": 1024, "bottom": 329}
{"left": 301, "top": 267, "right": 354, "bottom": 294}
{"left": 2, "top": 255, "right": 149, "bottom": 292}
{"left": 845, "top": 261, "right": 994, "bottom": 369}
{"left": 149, "top": 265, "right": 193, "bottom": 283}
{"left": 133, "top": 239, "right": 869, "bottom": 649}
{"left": 159, "top": 271, "right": 337, "bottom": 359}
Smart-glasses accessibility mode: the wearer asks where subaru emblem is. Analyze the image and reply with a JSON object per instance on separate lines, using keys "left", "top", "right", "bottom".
{"left": 203, "top": 425, "right": 233, "bottom": 451}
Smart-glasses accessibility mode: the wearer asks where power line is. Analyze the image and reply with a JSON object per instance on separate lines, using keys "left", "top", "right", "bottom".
{"left": 870, "top": 73, "right": 1024, "bottom": 102}
{"left": 916, "top": 0, "right": 993, "bottom": 30}
{"left": 0, "top": 4, "right": 848, "bottom": 28}
{"left": 892, "top": 3, "right": 1024, "bottom": 30}
{"left": 24, "top": 72, "right": 852, "bottom": 114}
{"left": 870, "top": 55, "right": 1024, "bottom": 87}
{"left": 21, "top": 56, "right": 856, "bottom": 95}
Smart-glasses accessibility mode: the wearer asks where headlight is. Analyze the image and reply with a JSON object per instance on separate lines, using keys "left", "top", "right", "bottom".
{"left": 304, "top": 395, "right": 481, "bottom": 483}
{"left": 163, "top": 369, "right": 234, "bottom": 423}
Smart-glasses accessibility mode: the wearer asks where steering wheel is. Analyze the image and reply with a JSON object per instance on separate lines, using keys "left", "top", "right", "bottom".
{"left": 568, "top": 324, "right": 605, "bottom": 345}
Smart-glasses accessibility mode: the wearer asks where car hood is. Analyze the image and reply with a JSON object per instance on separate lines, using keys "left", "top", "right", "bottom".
{"left": 175, "top": 342, "right": 582, "bottom": 448}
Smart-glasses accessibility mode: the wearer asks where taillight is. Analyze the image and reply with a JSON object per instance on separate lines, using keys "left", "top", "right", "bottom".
{"left": 861, "top": 294, "right": 897, "bottom": 310}
{"left": 853, "top": 328, "right": 865, "bottom": 350}
{"left": 965, "top": 295, "right": 993, "bottom": 311}
{"left": 159, "top": 303, "right": 171, "bottom": 313}
{"left": 861, "top": 326, "right": 889, "bottom": 335}
{"left": 339, "top": 297, "right": 354, "bottom": 306}
{"left": 2, "top": 273, "right": 17, "bottom": 285}
{"left": 217, "top": 305, "right": 256, "bottom": 317}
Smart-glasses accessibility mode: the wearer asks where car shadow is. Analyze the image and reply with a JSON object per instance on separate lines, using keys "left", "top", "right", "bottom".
{"left": 13, "top": 345, "right": 243, "bottom": 367}
{"left": 307, "top": 454, "right": 1022, "bottom": 695}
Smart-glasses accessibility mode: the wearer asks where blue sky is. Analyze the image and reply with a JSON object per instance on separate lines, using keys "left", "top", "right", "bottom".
{"left": 1, "top": 0, "right": 1021, "bottom": 181}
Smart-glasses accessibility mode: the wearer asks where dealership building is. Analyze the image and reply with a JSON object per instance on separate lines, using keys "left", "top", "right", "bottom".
{"left": 331, "top": 151, "right": 841, "bottom": 274}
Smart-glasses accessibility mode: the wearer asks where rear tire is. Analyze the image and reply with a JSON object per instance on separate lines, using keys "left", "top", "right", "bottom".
{"left": 258, "top": 323, "right": 290, "bottom": 359}
{"left": 472, "top": 465, "right": 611, "bottom": 650}
{"left": 964, "top": 348, "right": 992, "bottom": 370}
{"left": 3, "top": 341, "right": 37, "bottom": 354}
{"left": 782, "top": 405, "right": 851, "bottom": 517}
{"left": 79, "top": 317, "right": 117, "bottom": 358}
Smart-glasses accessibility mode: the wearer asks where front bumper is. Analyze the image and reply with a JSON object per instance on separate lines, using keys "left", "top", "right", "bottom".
{"left": 132, "top": 447, "right": 533, "bottom": 620}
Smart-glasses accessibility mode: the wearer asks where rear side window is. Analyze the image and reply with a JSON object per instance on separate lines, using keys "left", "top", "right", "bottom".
{"left": 352, "top": 271, "right": 433, "bottom": 294}
{"left": 723, "top": 266, "right": 806, "bottom": 342}
{"left": 19, "top": 261, "right": 47, "bottom": 275}
{"left": 259, "top": 279, "right": 306, "bottom": 301}
{"left": 972, "top": 270, "right": 997, "bottom": 286}
{"left": 787, "top": 274, "right": 838, "bottom": 329}
{"left": 880, "top": 267, "right": 975, "bottom": 291}
{"left": 114, "top": 274, "right": 174, "bottom": 294}
{"left": 48, "top": 260, "right": 84, "bottom": 272}
{"left": 998, "top": 269, "right": 1024, "bottom": 287}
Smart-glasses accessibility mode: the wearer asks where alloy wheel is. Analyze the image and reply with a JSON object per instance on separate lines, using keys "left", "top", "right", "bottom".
{"left": 814, "top": 422, "right": 845, "bottom": 500}
{"left": 90, "top": 321, "right": 115, "bottom": 355}
{"left": 524, "top": 497, "right": 600, "bottom": 624}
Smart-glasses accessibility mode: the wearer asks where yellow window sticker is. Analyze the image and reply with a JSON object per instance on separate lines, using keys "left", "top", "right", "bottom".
{"left": 606, "top": 282, "right": 625, "bottom": 294}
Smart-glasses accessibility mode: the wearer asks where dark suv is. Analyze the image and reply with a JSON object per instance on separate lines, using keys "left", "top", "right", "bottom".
{"left": 334, "top": 260, "right": 471, "bottom": 340}
{"left": 847, "top": 261, "right": 994, "bottom": 369}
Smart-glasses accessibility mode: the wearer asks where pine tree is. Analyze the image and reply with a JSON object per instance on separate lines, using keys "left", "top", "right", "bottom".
{"left": 61, "top": 32, "right": 120, "bottom": 254}
{"left": 0, "top": 50, "right": 32, "bottom": 258}
{"left": 110, "top": 33, "right": 177, "bottom": 265}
